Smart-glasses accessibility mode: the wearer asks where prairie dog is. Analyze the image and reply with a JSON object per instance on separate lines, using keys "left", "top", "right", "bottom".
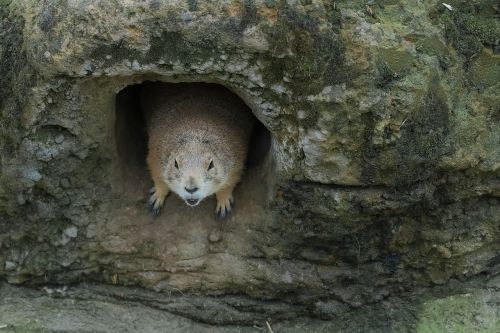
{"left": 141, "top": 82, "right": 254, "bottom": 219}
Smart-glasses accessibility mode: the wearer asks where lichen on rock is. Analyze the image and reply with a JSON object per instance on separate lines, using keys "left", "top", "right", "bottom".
{"left": 0, "top": 0, "right": 499, "bottom": 329}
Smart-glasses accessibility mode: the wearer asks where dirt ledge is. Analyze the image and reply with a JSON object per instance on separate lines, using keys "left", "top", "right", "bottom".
{"left": 1, "top": 274, "right": 499, "bottom": 333}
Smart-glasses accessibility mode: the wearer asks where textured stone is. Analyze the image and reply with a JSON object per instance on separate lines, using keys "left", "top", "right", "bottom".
{"left": 1, "top": 278, "right": 499, "bottom": 332}
{"left": 0, "top": 0, "right": 499, "bottom": 328}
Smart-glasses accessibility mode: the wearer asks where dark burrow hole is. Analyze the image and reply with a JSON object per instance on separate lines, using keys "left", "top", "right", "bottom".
{"left": 114, "top": 81, "right": 272, "bottom": 207}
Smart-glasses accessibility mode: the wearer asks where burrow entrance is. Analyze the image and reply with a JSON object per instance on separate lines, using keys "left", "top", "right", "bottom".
{"left": 114, "top": 81, "right": 272, "bottom": 220}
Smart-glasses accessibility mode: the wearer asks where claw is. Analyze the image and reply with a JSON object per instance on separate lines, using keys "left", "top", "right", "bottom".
{"left": 215, "top": 196, "right": 234, "bottom": 220}
{"left": 149, "top": 203, "right": 161, "bottom": 216}
{"left": 215, "top": 207, "right": 228, "bottom": 220}
{"left": 148, "top": 187, "right": 168, "bottom": 217}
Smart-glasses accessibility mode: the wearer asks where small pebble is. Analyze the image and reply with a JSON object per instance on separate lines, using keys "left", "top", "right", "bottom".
{"left": 16, "top": 194, "right": 26, "bottom": 205}
{"left": 5, "top": 261, "right": 17, "bottom": 271}
{"left": 208, "top": 229, "right": 222, "bottom": 243}
{"left": 22, "top": 169, "right": 42, "bottom": 182}
{"left": 83, "top": 62, "right": 93, "bottom": 73}
{"left": 64, "top": 226, "right": 78, "bottom": 238}
{"left": 73, "top": 148, "right": 88, "bottom": 160}
{"left": 54, "top": 134, "right": 64, "bottom": 144}
{"left": 60, "top": 178, "right": 70, "bottom": 188}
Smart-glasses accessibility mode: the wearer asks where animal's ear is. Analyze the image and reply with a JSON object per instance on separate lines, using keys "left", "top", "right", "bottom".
{"left": 208, "top": 160, "right": 214, "bottom": 171}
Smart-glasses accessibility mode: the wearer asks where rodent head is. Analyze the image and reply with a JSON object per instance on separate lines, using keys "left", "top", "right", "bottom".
{"left": 163, "top": 145, "right": 226, "bottom": 207}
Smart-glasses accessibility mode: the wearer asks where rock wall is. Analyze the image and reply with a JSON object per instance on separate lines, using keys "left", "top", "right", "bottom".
{"left": 1, "top": 277, "right": 500, "bottom": 331}
{"left": 0, "top": 0, "right": 499, "bottom": 323}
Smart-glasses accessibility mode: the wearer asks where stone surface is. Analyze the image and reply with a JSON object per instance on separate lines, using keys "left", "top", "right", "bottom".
{"left": 0, "top": 0, "right": 499, "bottom": 329}
{"left": 0, "top": 277, "right": 499, "bottom": 332}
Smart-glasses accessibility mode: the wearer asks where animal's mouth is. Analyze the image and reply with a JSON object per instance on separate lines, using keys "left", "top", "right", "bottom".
{"left": 185, "top": 198, "right": 200, "bottom": 206}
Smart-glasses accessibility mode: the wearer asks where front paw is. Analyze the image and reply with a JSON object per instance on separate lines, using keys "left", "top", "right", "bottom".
{"left": 215, "top": 194, "right": 234, "bottom": 220}
{"left": 148, "top": 187, "right": 168, "bottom": 216}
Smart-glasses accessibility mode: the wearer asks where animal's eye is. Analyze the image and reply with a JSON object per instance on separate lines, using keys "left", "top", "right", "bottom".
{"left": 174, "top": 159, "right": 179, "bottom": 169}
{"left": 208, "top": 160, "right": 214, "bottom": 170}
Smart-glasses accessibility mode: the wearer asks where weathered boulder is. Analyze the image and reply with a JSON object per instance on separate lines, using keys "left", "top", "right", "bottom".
{"left": 0, "top": 0, "right": 499, "bottom": 326}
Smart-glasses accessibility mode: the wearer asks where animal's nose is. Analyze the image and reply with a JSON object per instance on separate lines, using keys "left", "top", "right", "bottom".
{"left": 185, "top": 187, "right": 198, "bottom": 193}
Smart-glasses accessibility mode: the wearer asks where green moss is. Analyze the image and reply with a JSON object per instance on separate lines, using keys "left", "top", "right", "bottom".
{"left": 236, "top": 0, "right": 258, "bottom": 33}
{"left": 459, "top": 15, "right": 499, "bottom": 46}
{"left": 0, "top": 6, "right": 27, "bottom": 212}
{"left": 92, "top": 28, "right": 221, "bottom": 66}
{"left": 0, "top": 8, "right": 25, "bottom": 98}
{"left": 373, "top": 0, "right": 401, "bottom": 5}
{"left": 470, "top": 51, "right": 500, "bottom": 90}
{"left": 453, "top": 33, "right": 484, "bottom": 59}
{"left": 394, "top": 78, "right": 452, "bottom": 185}
{"left": 376, "top": 48, "right": 415, "bottom": 86}
{"left": 379, "top": 48, "right": 415, "bottom": 75}
{"left": 0, "top": 0, "right": 11, "bottom": 10}
{"left": 415, "top": 36, "right": 447, "bottom": 56}
{"left": 187, "top": 0, "right": 197, "bottom": 11}
{"left": 439, "top": 0, "right": 500, "bottom": 58}
{"left": 415, "top": 36, "right": 455, "bottom": 69}
{"left": 89, "top": 43, "right": 141, "bottom": 65}
{"left": 417, "top": 294, "right": 500, "bottom": 333}
{"left": 322, "top": 0, "right": 342, "bottom": 26}
{"left": 262, "top": 5, "right": 345, "bottom": 95}
{"left": 150, "top": 32, "right": 220, "bottom": 64}
{"left": 147, "top": 30, "right": 215, "bottom": 63}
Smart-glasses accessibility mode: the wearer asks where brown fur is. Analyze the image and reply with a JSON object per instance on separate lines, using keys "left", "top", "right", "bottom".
{"left": 141, "top": 82, "right": 254, "bottom": 218}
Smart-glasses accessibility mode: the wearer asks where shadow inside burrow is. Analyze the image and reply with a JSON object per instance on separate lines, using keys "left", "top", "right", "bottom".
{"left": 112, "top": 81, "right": 272, "bottom": 230}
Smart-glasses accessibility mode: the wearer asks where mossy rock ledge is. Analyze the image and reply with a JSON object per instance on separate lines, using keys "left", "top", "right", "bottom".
{"left": 0, "top": 1, "right": 499, "bottom": 332}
